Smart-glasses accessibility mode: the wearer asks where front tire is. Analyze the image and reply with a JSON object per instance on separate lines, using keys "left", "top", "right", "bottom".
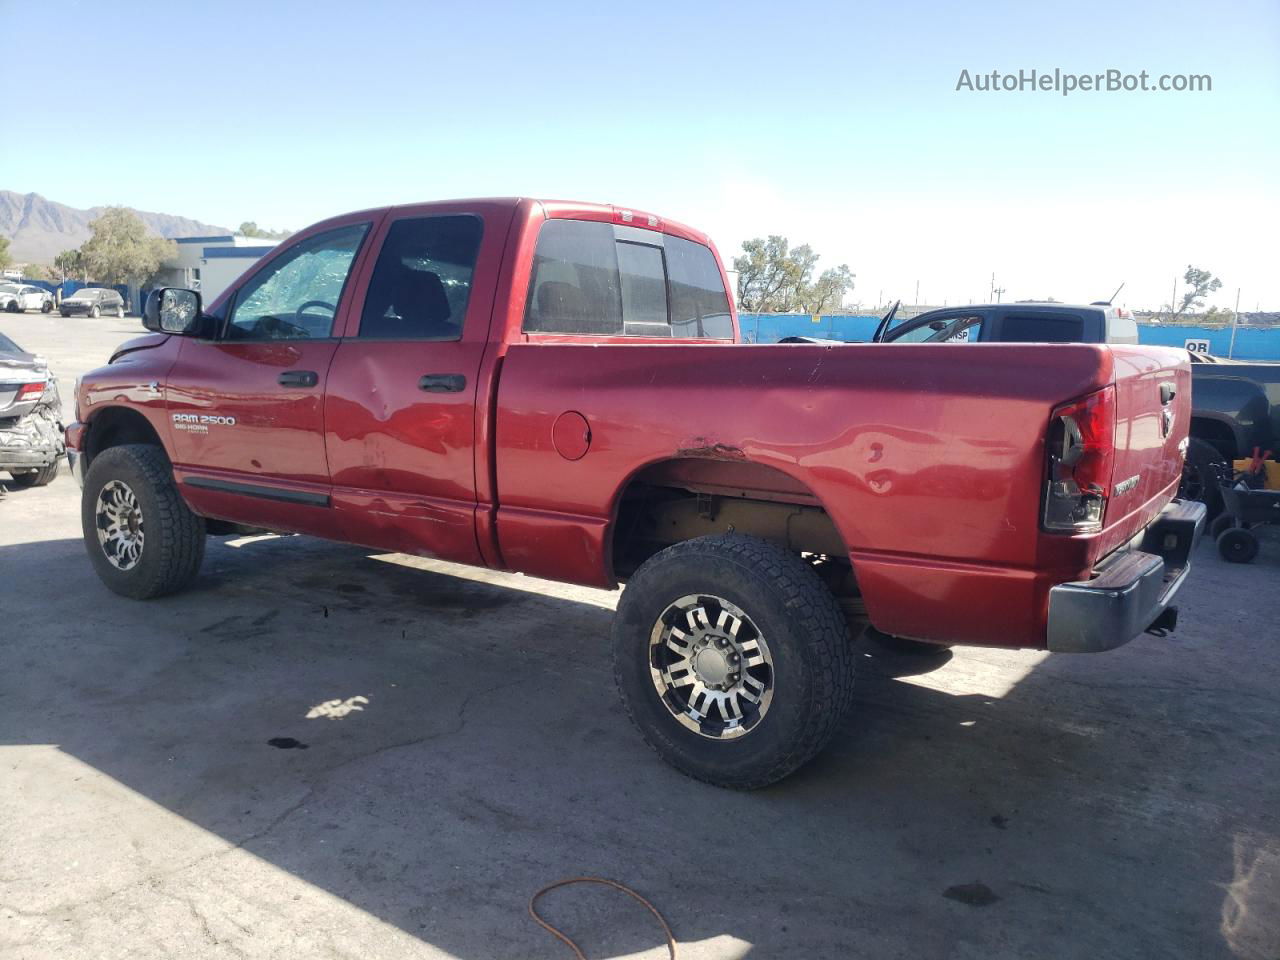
{"left": 89, "top": 305, "right": 101, "bottom": 318}
{"left": 613, "top": 534, "right": 855, "bottom": 789}
{"left": 81, "top": 444, "right": 206, "bottom": 599}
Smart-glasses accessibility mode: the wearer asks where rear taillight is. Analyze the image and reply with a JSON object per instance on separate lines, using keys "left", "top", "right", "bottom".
{"left": 1043, "top": 385, "right": 1116, "bottom": 533}
{"left": 15, "top": 381, "right": 45, "bottom": 402}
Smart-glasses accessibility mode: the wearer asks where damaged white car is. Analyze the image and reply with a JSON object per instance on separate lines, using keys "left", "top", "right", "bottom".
{"left": 0, "top": 331, "right": 64, "bottom": 490}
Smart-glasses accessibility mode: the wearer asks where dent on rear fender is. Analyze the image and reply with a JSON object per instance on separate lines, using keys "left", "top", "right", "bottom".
{"left": 674, "top": 437, "right": 747, "bottom": 461}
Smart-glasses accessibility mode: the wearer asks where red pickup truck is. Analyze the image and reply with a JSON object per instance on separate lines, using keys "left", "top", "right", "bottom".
{"left": 66, "top": 198, "right": 1204, "bottom": 787}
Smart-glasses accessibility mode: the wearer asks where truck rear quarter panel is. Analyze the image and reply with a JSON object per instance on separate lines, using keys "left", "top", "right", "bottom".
{"left": 494, "top": 342, "right": 1120, "bottom": 647}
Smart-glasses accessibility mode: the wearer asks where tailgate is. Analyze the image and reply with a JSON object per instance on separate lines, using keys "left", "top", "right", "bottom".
{"left": 1100, "top": 345, "right": 1191, "bottom": 554}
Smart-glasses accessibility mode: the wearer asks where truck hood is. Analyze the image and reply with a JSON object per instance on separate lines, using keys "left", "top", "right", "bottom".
{"left": 109, "top": 333, "right": 170, "bottom": 364}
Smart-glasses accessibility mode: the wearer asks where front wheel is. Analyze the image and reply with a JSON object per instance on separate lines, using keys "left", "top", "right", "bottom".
{"left": 81, "top": 444, "right": 206, "bottom": 598}
{"left": 613, "top": 534, "right": 855, "bottom": 789}
{"left": 89, "top": 305, "right": 101, "bottom": 318}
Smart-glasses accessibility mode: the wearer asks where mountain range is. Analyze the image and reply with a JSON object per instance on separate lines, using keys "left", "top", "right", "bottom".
{"left": 0, "top": 191, "right": 230, "bottom": 264}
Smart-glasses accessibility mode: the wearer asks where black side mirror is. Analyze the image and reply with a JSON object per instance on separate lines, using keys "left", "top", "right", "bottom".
{"left": 929, "top": 320, "right": 947, "bottom": 330}
{"left": 143, "top": 288, "right": 205, "bottom": 335}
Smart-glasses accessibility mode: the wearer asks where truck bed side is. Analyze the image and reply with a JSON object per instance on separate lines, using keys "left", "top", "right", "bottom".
{"left": 493, "top": 341, "right": 1175, "bottom": 648}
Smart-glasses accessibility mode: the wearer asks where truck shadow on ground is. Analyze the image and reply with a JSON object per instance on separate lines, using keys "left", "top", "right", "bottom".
{"left": 2, "top": 532, "right": 1275, "bottom": 959}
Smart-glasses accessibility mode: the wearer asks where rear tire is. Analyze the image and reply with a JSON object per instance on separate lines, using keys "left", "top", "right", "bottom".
{"left": 42, "top": 300, "right": 53, "bottom": 314}
{"left": 613, "top": 534, "right": 855, "bottom": 789}
{"left": 7, "top": 462, "right": 59, "bottom": 487}
{"left": 1181, "top": 438, "right": 1226, "bottom": 519}
{"left": 116, "top": 305, "right": 125, "bottom": 318}
{"left": 89, "top": 305, "right": 101, "bottom": 318}
{"left": 81, "top": 444, "right": 206, "bottom": 599}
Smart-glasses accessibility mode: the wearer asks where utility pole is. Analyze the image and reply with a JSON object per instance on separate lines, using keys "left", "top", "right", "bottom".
{"left": 1228, "top": 287, "right": 1242, "bottom": 359}
{"left": 1170, "top": 274, "right": 1178, "bottom": 323}
{"left": 989, "top": 272, "right": 995, "bottom": 301}
{"left": 915, "top": 280, "right": 920, "bottom": 306}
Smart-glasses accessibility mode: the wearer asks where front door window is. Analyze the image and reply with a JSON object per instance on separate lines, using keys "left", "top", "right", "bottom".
{"left": 226, "top": 224, "right": 368, "bottom": 340}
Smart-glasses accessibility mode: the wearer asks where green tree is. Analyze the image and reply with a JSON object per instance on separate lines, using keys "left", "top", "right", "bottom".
{"left": 733, "top": 236, "right": 854, "bottom": 313}
{"left": 53, "top": 248, "right": 87, "bottom": 281}
{"left": 1200, "top": 306, "right": 1235, "bottom": 327}
{"left": 80, "top": 207, "right": 174, "bottom": 285}
{"left": 1167, "top": 265, "right": 1223, "bottom": 322}
{"left": 238, "top": 221, "right": 292, "bottom": 240}
{"left": 0, "top": 234, "right": 10, "bottom": 270}
{"left": 22, "top": 263, "right": 50, "bottom": 281}
{"left": 804, "top": 264, "right": 856, "bottom": 315}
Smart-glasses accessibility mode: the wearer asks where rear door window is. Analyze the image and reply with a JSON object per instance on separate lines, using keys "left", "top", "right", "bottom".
{"left": 359, "top": 215, "right": 483, "bottom": 340}
{"left": 523, "top": 219, "right": 733, "bottom": 338}
{"left": 998, "top": 313, "right": 1086, "bottom": 343}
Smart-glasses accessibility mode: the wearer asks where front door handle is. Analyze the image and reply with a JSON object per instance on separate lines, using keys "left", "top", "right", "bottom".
{"left": 278, "top": 370, "right": 318, "bottom": 388}
{"left": 419, "top": 373, "right": 466, "bottom": 393}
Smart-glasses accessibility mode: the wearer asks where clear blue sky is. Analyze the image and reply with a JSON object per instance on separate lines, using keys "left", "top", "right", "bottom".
{"left": 5, "top": 0, "right": 1278, "bottom": 309}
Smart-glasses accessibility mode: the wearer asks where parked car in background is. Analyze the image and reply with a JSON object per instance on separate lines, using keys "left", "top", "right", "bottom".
{"left": 60, "top": 287, "right": 125, "bottom": 318}
{"left": 874, "top": 301, "right": 1140, "bottom": 344}
{"left": 66, "top": 197, "right": 1202, "bottom": 788}
{"left": 0, "top": 330, "right": 64, "bottom": 489}
{"left": 0, "top": 282, "right": 55, "bottom": 314}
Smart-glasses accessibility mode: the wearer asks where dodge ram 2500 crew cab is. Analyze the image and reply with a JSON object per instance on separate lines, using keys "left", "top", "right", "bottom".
{"left": 66, "top": 198, "right": 1204, "bottom": 788}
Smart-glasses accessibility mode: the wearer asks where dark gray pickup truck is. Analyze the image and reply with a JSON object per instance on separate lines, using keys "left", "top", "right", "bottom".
{"left": 1182, "top": 356, "right": 1280, "bottom": 514}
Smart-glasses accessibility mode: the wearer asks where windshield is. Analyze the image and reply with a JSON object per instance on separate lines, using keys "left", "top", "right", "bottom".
{"left": 0, "top": 283, "right": 19, "bottom": 294}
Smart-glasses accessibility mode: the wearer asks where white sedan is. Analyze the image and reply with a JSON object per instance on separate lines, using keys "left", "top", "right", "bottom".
{"left": 0, "top": 283, "right": 54, "bottom": 314}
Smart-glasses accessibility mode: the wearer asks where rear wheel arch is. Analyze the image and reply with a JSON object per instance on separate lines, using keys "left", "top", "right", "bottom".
{"left": 607, "top": 456, "right": 865, "bottom": 632}
{"left": 1189, "top": 415, "right": 1240, "bottom": 461}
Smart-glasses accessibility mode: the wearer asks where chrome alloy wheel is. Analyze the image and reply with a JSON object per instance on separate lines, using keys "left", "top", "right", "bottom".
{"left": 649, "top": 594, "right": 774, "bottom": 740}
{"left": 96, "top": 479, "right": 145, "bottom": 570}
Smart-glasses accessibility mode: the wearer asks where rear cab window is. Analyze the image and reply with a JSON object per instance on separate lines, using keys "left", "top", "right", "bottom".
{"left": 523, "top": 219, "right": 733, "bottom": 339}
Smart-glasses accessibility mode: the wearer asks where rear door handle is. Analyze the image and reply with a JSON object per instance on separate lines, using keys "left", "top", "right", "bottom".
{"left": 278, "top": 370, "right": 318, "bottom": 388}
{"left": 419, "top": 374, "right": 466, "bottom": 393}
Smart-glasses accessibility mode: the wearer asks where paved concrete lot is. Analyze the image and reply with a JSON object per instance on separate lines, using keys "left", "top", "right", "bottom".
{"left": 2, "top": 314, "right": 1278, "bottom": 959}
